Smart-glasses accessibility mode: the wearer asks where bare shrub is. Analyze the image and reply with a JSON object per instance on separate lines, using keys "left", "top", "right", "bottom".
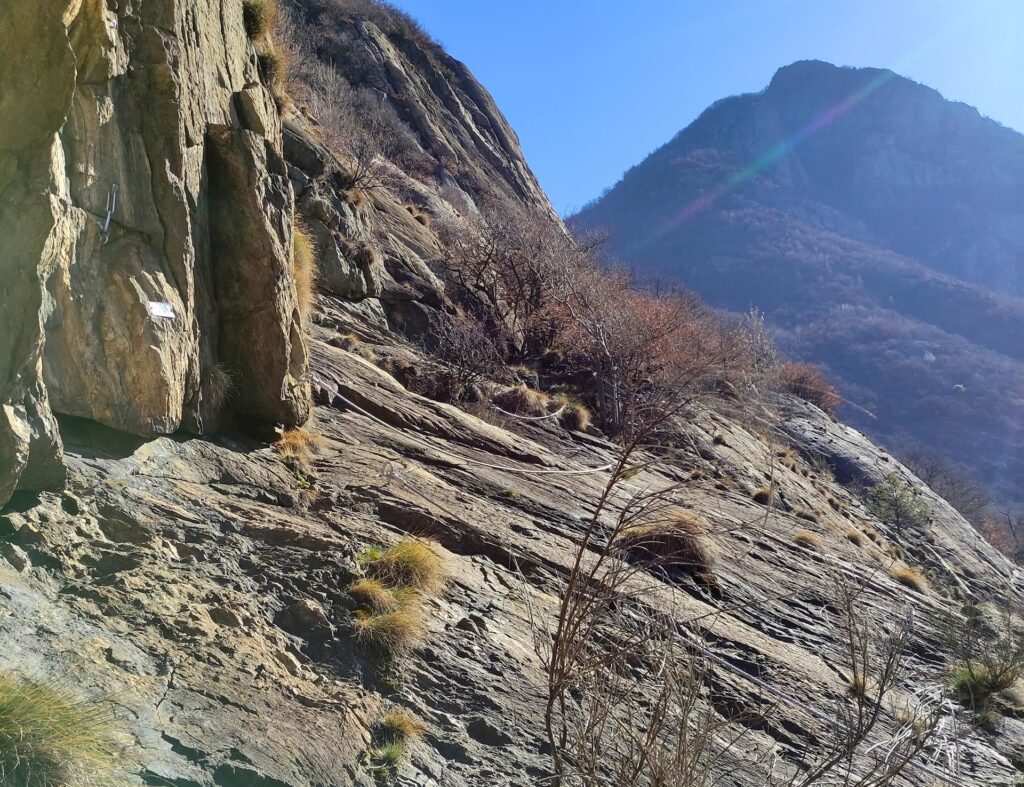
{"left": 945, "top": 603, "right": 1024, "bottom": 719}
{"left": 552, "top": 268, "right": 751, "bottom": 439}
{"left": 275, "top": 7, "right": 425, "bottom": 189}
{"left": 740, "top": 307, "right": 782, "bottom": 388}
{"left": 902, "top": 449, "right": 991, "bottom": 526}
{"left": 436, "top": 200, "right": 570, "bottom": 357}
{"left": 424, "top": 309, "right": 502, "bottom": 402}
{"left": 977, "top": 511, "right": 1024, "bottom": 564}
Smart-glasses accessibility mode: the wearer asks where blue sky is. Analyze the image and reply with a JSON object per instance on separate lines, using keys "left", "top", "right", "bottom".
{"left": 390, "top": 0, "right": 1024, "bottom": 214}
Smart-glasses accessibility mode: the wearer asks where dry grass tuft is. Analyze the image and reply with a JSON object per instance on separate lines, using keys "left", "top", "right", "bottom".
{"left": 405, "top": 204, "right": 431, "bottom": 226}
{"left": 889, "top": 565, "right": 929, "bottom": 594}
{"left": 849, "top": 674, "right": 873, "bottom": 698}
{"left": 293, "top": 222, "right": 318, "bottom": 325}
{"left": 792, "top": 530, "right": 824, "bottom": 551}
{"left": 369, "top": 540, "right": 446, "bottom": 593}
{"left": 793, "top": 506, "right": 819, "bottom": 523}
{"left": 492, "top": 384, "right": 549, "bottom": 416}
{"left": 275, "top": 428, "right": 326, "bottom": 476}
{"left": 949, "top": 662, "right": 1021, "bottom": 711}
{"left": 344, "top": 188, "right": 366, "bottom": 208}
{"left": 348, "top": 579, "right": 418, "bottom": 614}
{"left": 0, "top": 672, "right": 123, "bottom": 786}
{"left": 353, "top": 609, "right": 424, "bottom": 655}
{"left": 776, "top": 447, "right": 798, "bottom": 471}
{"left": 617, "top": 512, "right": 714, "bottom": 575}
{"left": 336, "top": 332, "right": 361, "bottom": 351}
{"left": 374, "top": 740, "right": 407, "bottom": 768}
{"left": 257, "top": 49, "right": 286, "bottom": 91}
{"left": 846, "top": 529, "right": 866, "bottom": 547}
{"left": 553, "top": 393, "right": 592, "bottom": 432}
{"left": 204, "top": 362, "right": 235, "bottom": 412}
{"left": 380, "top": 708, "right": 426, "bottom": 743}
{"left": 355, "top": 344, "right": 378, "bottom": 364}
{"left": 752, "top": 486, "right": 774, "bottom": 505}
{"left": 242, "top": 0, "right": 277, "bottom": 40}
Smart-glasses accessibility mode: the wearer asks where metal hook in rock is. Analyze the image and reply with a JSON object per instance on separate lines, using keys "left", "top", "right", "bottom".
{"left": 96, "top": 183, "right": 118, "bottom": 245}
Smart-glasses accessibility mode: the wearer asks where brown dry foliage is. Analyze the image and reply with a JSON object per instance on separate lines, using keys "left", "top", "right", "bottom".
{"left": 780, "top": 361, "right": 842, "bottom": 415}
{"left": 616, "top": 511, "right": 714, "bottom": 576}
{"left": 793, "top": 530, "right": 825, "bottom": 551}
{"left": 492, "top": 384, "right": 549, "bottom": 417}
{"left": 293, "top": 222, "right": 318, "bottom": 325}
{"left": 889, "top": 565, "right": 929, "bottom": 594}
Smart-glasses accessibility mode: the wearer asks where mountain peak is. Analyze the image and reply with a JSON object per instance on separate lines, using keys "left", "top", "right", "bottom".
{"left": 575, "top": 64, "right": 1024, "bottom": 511}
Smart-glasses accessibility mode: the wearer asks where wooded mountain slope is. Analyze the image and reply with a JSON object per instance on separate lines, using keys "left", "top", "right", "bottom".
{"left": 574, "top": 60, "right": 1024, "bottom": 512}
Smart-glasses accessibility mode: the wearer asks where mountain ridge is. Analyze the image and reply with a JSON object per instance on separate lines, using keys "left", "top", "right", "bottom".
{"left": 574, "top": 58, "right": 1024, "bottom": 511}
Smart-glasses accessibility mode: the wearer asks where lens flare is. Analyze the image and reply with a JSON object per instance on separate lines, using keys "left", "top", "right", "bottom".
{"left": 667, "top": 68, "right": 895, "bottom": 230}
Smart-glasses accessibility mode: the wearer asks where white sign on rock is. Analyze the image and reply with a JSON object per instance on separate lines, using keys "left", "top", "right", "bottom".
{"left": 148, "top": 301, "right": 176, "bottom": 319}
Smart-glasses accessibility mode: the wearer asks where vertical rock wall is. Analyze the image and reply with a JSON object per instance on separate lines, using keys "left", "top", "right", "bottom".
{"left": 0, "top": 1, "right": 77, "bottom": 504}
{"left": 0, "top": 0, "right": 310, "bottom": 505}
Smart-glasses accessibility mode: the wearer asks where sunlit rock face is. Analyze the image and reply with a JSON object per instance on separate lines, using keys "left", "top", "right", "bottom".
{"left": 0, "top": 0, "right": 309, "bottom": 503}
{"left": 0, "top": 1, "right": 76, "bottom": 504}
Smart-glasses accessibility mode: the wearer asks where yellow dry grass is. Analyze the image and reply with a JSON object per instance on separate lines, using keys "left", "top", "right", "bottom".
{"left": 792, "top": 530, "right": 824, "bottom": 551}
{"left": 0, "top": 672, "right": 123, "bottom": 786}
{"left": 617, "top": 511, "right": 714, "bottom": 575}
{"left": 293, "top": 222, "right": 318, "bottom": 325}
{"left": 380, "top": 708, "right": 426, "bottom": 743}
{"left": 553, "top": 393, "right": 592, "bottom": 432}
{"left": 353, "top": 609, "right": 424, "bottom": 654}
{"left": 369, "top": 540, "right": 446, "bottom": 593}
{"left": 242, "top": 0, "right": 277, "bottom": 40}
{"left": 889, "top": 565, "right": 929, "bottom": 593}
{"left": 492, "top": 384, "right": 549, "bottom": 416}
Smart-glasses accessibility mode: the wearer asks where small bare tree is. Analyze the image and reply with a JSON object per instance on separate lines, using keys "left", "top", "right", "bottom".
{"left": 436, "top": 201, "right": 570, "bottom": 357}
{"left": 903, "top": 450, "right": 991, "bottom": 527}
{"left": 423, "top": 309, "right": 503, "bottom": 402}
{"left": 551, "top": 264, "right": 750, "bottom": 439}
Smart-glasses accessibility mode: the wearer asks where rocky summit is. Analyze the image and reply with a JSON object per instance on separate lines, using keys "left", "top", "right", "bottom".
{"left": 1, "top": 5, "right": 1023, "bottom": 787}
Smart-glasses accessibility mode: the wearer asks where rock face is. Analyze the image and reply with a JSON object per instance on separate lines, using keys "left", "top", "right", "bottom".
{"left": 278, "top": 0, "right": 557, "bottom": 335}
{"left": 288, "top": 0, "right": 553, "bottom": 212}
{"left": 0, "top": 2, "right": 76, "bottom": 504}
{"left": 0, "top": 0, "right": 310, "bottom": 505}
{"left": 573, "top": 60, "right": 1024, "bottom": 510}
{"left": 2, "top": 341, "right": 1023, "bottom": 785}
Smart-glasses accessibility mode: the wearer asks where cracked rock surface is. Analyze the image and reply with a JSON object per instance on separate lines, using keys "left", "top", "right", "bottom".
{"left": 2, "top": 335, "right": 1024, "bottom": 784}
